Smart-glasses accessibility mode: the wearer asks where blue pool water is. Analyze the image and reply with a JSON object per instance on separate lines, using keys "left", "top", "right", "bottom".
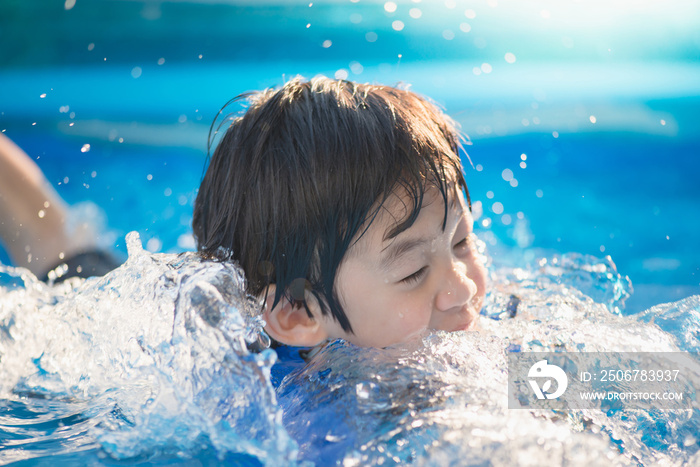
{"left": 1, "top": 1, "right": 700, "bottom": 465}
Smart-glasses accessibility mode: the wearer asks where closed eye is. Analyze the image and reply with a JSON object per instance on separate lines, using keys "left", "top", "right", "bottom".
{"left": 400, "top": 266, "right": 428, "bottom": 285}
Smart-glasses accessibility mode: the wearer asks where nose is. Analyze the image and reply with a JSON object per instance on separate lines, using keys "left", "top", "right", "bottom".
{"left": 434, "top": 260, "right": 476, "bottom": 312}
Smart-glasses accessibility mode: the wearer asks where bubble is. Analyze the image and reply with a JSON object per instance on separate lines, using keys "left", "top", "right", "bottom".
{"left": 178, "top": 114, "right": 187, "bottom": 123}
{"left": 521, "top": 153, "right": 527, "bottom": 161}
{"left": 91, "top": 171, "right": 97, "bottom": 178}
{"left": 365, "top": 32, "right": 378, "bottom": 42}
{"left": 459, "top": 23, "right": 471, "bottom": 33}
{"left": 131, "top": 67, "right": 142, "bottom": 79}
{"left": 486, "top": 191, "right": 494, "bottom": 199}
{"left": 350, "top": 13, "right": 362, "bottom": 23}
{"left": 501, "top": 168, "right": 514, "bottom": 182}
{"left": 40, "top": 93, "right": 47, "bottom": 98}
{"left": 520, "top": 161, "right": 527, "bottom": 169}
{"left": 157, "top": 57, "right": 165, "bottom": 65}
{"left": 384, "top": 2, "right": 397, "bottom": 13}
{"left": 81, "top": 144, "right": 91, "bottom": 153}
{"left": 509, "top": 179, "right": 518, "bottom": 188}
{"left": 64, "top": 0, "right": 76, "bottom": 10}
{"left": 38, "top": 210, "right": 46, "bottom": 219}
{"left": 475, "top": 164, "right": 483, "bottom": 172}
{"left": 589, "top": 115, "right": 597, "bottom": 124}
{"left": 481, "top": 63, "right": 492, "bottom": 73}
{"left": 392, "top": 20, "right": 405, "bottom": 31}
{"left": 464, "top": 9, "right": 476, "bottom": 19}
{"left": 164, "top": 187, "right": 172, "bottom": 197}
{"left": 552, "top": 131, "right": 559, "bottom": 138}
{"left": 334, "top": 69, "right": 349, "bottom": 80}
{"left": 501, "top": 214, "right": 512, "bottom": 225}
{"left": 660, "top": 119, "right": 666, "bottom": 126}
{"left": 536, "top": 189, "right": 544, "bottom": 198}
{"left": 409, "top": 8, "right": 422, "bottom": 18}
{"left": 442, "top": 30, "right": 455, "bottom": 40}
{"left": 349, "top": 61, "right": 364, "bottom": 74}
{"left": 492, "top": 202, "right": 504, "bottom": 215}
{"left": 473, "top": 67, "right": 482, "bottom": 76}
{"left": 87, "top": 43, "right": 95, "bottom": 51}
{"left": 322, "top": 40, "right": 332, "bottom": 48}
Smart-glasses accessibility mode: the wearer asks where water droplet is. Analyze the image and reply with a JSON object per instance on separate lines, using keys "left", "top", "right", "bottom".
{"left": 349, "top": 61, "right": 364, "bottom": 74}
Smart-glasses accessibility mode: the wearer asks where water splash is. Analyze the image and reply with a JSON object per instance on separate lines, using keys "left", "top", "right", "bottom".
{"left": 1, "top": 236, "right": 698, "bottom": 466}
{"left": 0, "top": 232, "right": 296, "bottom": 464}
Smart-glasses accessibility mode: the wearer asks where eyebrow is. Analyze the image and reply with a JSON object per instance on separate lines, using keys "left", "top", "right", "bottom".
{"left": 379, "top": 236, "right": 431, "bottom": 271}
{"left": 378, "top": 202, "right": 468, "bottom": 271}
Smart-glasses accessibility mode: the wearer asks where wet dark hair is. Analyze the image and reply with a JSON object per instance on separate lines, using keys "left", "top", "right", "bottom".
{"left": 192, "top": 76, "right": 468, "bottom": 333}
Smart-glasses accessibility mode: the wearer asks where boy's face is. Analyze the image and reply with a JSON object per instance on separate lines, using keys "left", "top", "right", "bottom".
{"left": 318, "top": 187, "right": 487, "bottom": 348}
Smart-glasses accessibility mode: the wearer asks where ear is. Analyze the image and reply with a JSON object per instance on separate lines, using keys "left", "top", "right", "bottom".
{"left": 261, "top": 284, "right": 329, "bottom": 347}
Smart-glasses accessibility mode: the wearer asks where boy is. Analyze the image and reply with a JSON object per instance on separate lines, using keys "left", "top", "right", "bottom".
{"left": 193, "top": 77, "right": 487, "bottom": 348}
{"left": 0, "top": 77, "right": 486, "bottom": 349}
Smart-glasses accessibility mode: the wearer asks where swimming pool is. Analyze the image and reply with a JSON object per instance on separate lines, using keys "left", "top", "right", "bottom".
{"left": 1, "top": 0, "right": 699, "bottom": 465}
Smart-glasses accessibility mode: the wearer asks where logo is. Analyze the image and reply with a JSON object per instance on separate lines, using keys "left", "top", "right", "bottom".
{"left": 528, "top": 359, "right": 568, "bottom": 399}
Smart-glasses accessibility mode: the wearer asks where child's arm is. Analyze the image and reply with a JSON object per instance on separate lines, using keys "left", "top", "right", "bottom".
{"left": 0, "top": 133, "right": 96, "bottom": 276}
